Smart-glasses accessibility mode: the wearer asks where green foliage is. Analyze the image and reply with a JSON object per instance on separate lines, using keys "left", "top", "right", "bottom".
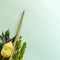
{"left": 19, "top": 42, "right": 26, "bottom": 59}
{"left": 0, "top": 30, "right": 10, "bottom": 44}
{"left": 12, "top": 37, "right": 27, "bottom": 60}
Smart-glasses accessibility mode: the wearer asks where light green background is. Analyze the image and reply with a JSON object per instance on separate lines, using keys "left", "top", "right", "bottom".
{"left": 0, "top": 0, "right": 60, "bottom": 60}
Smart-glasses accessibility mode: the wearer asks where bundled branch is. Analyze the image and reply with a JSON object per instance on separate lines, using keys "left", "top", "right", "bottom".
{"left": 0, "top": 10, "right": 27, "bottom": 60}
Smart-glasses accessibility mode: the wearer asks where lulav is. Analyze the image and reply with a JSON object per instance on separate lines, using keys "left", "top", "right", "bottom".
{"left": 9, "top": 10, "right": 25, "bottom": 60}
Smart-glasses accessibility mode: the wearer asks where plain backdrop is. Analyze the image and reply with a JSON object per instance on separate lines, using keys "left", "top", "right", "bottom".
{"left": 0, "top": 0, "right": 60, "bottom": 60}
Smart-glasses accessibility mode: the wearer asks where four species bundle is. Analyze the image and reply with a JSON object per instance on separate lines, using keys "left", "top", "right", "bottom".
{"left": 0, "top": 30, "right": 27, "bottom": 60}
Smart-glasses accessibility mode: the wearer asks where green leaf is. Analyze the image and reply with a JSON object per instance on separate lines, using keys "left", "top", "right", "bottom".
{"left": 19, "top": 42, "right": 27, "bottom": 59}
{"left": 5, "top": 29, "right": 10, "bottom": 42}
{"left": 16, "top": 40, "right": 21, "bottom": 50}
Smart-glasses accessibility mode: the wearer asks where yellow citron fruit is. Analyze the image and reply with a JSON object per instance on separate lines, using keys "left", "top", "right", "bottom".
{"left": 1, "top": 41, "right": 13, "bottom": 58}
